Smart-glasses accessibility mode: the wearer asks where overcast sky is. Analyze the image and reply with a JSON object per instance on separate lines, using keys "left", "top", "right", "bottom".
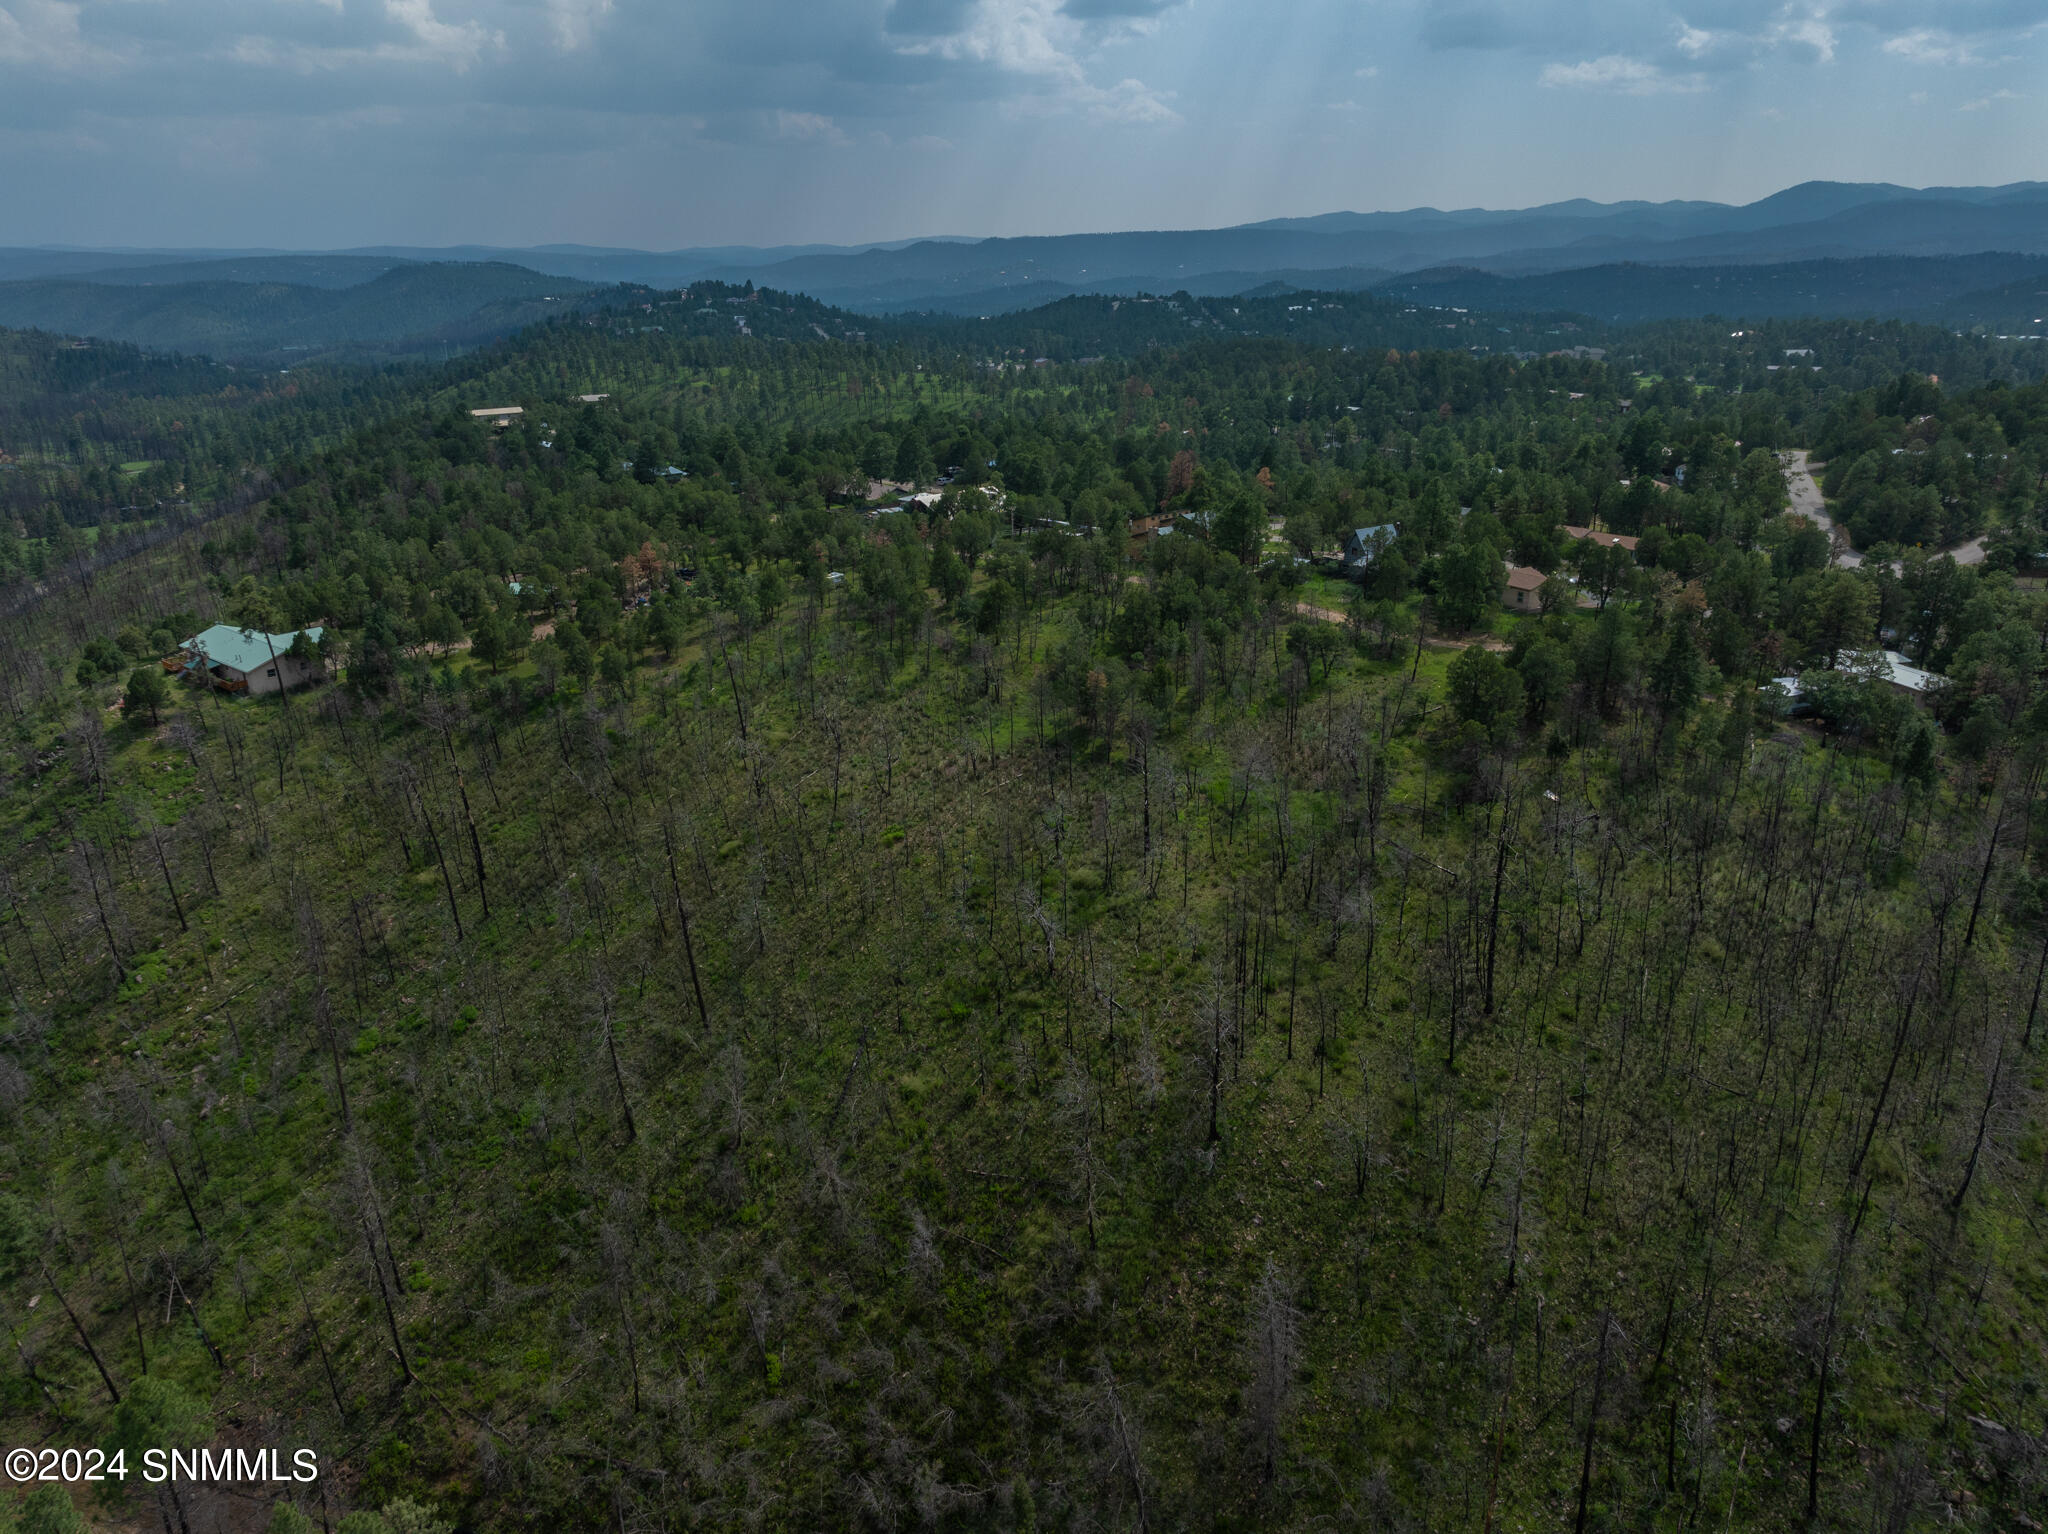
{"left": 1, "top": 0, "right": 2043, "bottom": 250}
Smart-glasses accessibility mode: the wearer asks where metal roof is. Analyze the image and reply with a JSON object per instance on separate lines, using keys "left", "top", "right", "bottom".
{"left": 182, "top": 624, "right": 324, "bottom": 677}
{"left": 1878, "top": 650, "right": 1941, "bottom": 694}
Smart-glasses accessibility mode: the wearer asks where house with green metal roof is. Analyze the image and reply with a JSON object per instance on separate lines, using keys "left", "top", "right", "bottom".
{"left": 176, "top": 624, "right": 326, "bottom": 695}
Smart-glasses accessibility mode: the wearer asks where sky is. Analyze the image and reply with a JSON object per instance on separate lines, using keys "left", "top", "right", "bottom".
{"left": 0, "top": 0, "right": 2043, "bottom": 250}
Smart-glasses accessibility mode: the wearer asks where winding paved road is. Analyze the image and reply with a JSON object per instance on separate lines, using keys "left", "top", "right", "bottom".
{"left": 1780, "top": 450, "right": 1986, "bottom": 570}
{"left": 1782, "top": 450, "right": 1862, "bottom": 568}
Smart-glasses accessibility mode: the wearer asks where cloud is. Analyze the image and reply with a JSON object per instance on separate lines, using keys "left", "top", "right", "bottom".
{"left": 900, "top": 0, "right": 1180, "bottom": 120}
{"left": 546, "top": 0, "right": 615, "bottom": 52}
{"left": 1540, "top": 54, "right": 1706, "bottom": 93}
{"left": 230, "top": 0, "right": 502, "bottom": 74}
{"left": 1679, "top": 11, "right": 1836, "bottom": 66}
{"left": 0, "top": 0, "right": 108, "bottom": 70}
{"left": 1783, "top": 18, "right": 1837, "bottom": 60}
{"left": 1882, "top": 28, "right": 1987, "bottom": 64}
{"left": 1420, "top": 0, "right": 2048, "bottom": 73}
{"left": 908, "top": 0, "right": 1087, "bottom": 75}
{"left": 775, "top": 109, "right": 848, "bottom": 145}
{"left": 1060, "top": 0, "right": 1184, "bottom": 16}
{"left": 1080, "top": 76, "right": 1179, "bottom": 121}
{"left": 385, "top": 0, "right": 499, "bottom": 68}
{"left": 0, "top": 0, "right": 1060, "bottom": 134}
{"left": 1959, "top": 87, "right": 2024, "bottom": 107}
{"left": 1, "top": 0, "right": 1178, "bottom": 135}
{"left": 1356, "top": 63, "right": 1379, "bottom": 77}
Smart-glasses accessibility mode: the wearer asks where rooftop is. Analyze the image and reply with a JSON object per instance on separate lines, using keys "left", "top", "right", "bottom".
{"left": 1564, "top": 525, "right": 1640, "bottom": 550}
{"left": 1877, "top": 650, "right": 1942, "bottom": 694}
{"left": 181, "top": 624, "right": 325, "bottom": 677}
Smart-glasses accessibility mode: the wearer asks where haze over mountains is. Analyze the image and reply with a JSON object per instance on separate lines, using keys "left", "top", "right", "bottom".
{"left": 0, "top": 179, "right": 2043, "bottom": 361}
{"left": 0, "top": 262, "right": 592, "bottom": 362}
{"left": 690, "top": 180, "right": 2048, "bottom": 311}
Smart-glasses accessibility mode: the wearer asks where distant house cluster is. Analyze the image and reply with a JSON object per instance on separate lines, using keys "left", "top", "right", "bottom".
{"left": 859, "top": 470, "right": 975, "bottom": 517}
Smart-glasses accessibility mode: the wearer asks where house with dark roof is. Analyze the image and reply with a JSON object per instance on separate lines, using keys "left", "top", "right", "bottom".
{"left": 1342, "top": 524, "right": 1399, "bottom": 570}
{"left": 1501, "top": 566, "right": 1548, "bottom": 611}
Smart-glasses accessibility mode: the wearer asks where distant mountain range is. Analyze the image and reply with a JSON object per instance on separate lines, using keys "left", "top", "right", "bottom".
{"left": 697, "top": 181, "right": 2048, "bottom": 310}
{"left": 0, "top": 238, "right": 975, "bottom": 290}
{"left": 0, "top": 180, "right": 2042, "bottom": 358}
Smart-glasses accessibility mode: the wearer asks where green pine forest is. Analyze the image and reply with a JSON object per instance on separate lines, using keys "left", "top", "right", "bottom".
{"left": 1, "top": 288, "right": 2047, "bottom": 1532}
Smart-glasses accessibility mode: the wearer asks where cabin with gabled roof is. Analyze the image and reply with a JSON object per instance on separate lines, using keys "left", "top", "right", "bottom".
{"left": 167, "top": 624, "right": 325, "bottom": 696}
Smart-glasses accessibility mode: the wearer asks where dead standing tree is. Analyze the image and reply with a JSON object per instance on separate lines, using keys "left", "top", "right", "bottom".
{"left": 295, "top": 883, "right": 353, "bottom": 1134}
{"left": 1244, "top": 1260, "right": 1300, "bottom": 1489}
{"left": 1088, "top": 1364, "right": 1152, "bottom": 1534}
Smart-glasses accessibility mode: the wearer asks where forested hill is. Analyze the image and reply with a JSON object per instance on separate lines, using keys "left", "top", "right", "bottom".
{"left": 2, "top": 285, "right": 2039, "bottom": 600}
{"left": 1376, "top": 253, "right": 2048, "bottom": 328}
{"left": 2, "top": 302, "right": 2047, "bottom": 1533}
{"left": 0, "top": 330, "right": 454, "bottom": 582}
{"left": 0, "top": 262, "right": 593, "bottom": 364}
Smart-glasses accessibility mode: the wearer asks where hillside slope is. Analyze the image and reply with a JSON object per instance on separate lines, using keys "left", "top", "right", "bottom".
{"left": 2, "top": 322, "right": 2045, "bottom": 1532}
